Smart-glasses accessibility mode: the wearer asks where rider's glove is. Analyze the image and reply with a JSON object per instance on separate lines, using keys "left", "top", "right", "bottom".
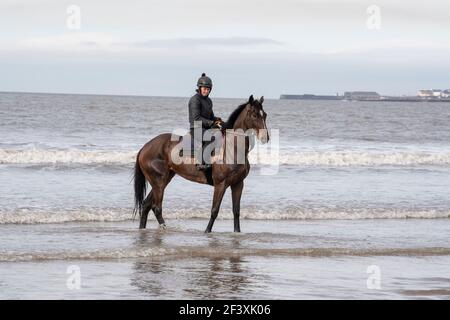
{"left": 212, "top": 119, "right": 224, "bottom": 130}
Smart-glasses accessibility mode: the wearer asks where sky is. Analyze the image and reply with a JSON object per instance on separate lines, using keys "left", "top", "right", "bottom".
{"left": 1, "top": 0, "right": 449, "bottom": 98}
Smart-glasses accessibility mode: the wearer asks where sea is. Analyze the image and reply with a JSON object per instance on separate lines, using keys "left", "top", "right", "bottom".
{"left": 1, "top": 91, "right": 450, "bottom": 299}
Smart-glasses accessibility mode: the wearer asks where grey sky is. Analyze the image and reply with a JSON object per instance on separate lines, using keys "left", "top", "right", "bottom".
{"left": 1, "top": 0, "right": 449, "bottom": 98}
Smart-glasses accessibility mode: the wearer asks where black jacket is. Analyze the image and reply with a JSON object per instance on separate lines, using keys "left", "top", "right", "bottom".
{"left": 188, "top": 93, "right": 218, "bottom": 130}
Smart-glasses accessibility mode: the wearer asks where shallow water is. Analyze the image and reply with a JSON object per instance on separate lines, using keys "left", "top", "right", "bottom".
{"left": 1, "top": 219, "right": 450, "bottom": 299}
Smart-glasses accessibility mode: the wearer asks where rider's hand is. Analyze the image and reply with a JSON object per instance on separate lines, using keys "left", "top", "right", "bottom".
{"left": 212, "top": 119, "right": 224, "bottom": 130}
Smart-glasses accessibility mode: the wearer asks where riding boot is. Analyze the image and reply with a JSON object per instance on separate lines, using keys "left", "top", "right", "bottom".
{"left": 196, "top": 142, "right": 212, "bottom": 171}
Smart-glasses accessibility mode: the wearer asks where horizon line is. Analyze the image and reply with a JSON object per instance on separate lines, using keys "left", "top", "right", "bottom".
{"left": 0, "top": 90, "right": 269, "bottom": 100}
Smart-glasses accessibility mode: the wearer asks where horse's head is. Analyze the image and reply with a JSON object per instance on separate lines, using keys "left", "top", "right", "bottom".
{"left": 244, "top": 95, "right": 269, "bottom": 144}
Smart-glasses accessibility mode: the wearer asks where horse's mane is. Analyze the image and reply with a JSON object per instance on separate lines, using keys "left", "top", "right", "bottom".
{"left": 224, "top": 102, "right": 248, "bottom": 129}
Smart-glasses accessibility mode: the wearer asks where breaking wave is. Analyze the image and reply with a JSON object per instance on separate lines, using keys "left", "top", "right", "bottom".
{"left": 0, "top": 148, "right": 135, "bottom": 165}
{"left": 1, "top": 207, "right": 449, "bottom": 225}
{"left": 2, "top": 148, "right": 450, "bottom": 167}
{"left": 0, "top": 208, "right": 133, "bottom": 224}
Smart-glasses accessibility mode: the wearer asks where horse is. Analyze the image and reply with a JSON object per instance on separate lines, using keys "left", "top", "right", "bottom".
{"left": 133, "top": 94, "right": 269, "bottom": 233}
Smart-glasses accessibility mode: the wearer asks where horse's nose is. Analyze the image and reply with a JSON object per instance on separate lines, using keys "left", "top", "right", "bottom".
{"left": 260, "top": 130, "right": 269, "bottom": 144}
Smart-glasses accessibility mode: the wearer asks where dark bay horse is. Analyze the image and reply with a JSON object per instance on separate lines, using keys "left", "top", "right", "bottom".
{"left": 133, "top": 95, "right": 269, "bottom": 232}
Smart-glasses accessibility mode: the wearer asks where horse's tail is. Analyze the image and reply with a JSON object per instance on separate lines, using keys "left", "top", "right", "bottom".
{"left": 133, "top": 149, "right": 147, "bottom": 219}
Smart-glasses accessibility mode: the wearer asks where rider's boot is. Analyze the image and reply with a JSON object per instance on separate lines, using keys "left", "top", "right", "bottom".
{"left": 196, "top": 141, "right": 212, "bottom": 171}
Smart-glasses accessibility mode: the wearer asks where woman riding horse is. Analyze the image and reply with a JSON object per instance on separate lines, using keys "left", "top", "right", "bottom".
{"left": 188, "top": 73, "right": 225, "bottom": 170}
{"left": 134, "top": 84, "right": 269, "bottom": 233}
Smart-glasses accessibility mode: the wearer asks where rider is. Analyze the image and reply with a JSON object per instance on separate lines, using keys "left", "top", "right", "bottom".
{"left": 188, "top": 73, "right": 225, "bottom": 170}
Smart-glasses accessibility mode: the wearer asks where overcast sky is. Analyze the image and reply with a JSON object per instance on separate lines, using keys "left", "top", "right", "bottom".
{"left": 1, "top": 0, "right": 449, "bottom": 98}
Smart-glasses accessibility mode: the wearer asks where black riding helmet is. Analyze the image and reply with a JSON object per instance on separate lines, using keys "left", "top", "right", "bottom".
{"left": 197, "top": 73, "right": 213, "bottom": 89}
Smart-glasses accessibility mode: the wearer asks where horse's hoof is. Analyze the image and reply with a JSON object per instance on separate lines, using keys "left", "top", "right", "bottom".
{"left": 159, "top": 223, "right": 167, "bottom": 230}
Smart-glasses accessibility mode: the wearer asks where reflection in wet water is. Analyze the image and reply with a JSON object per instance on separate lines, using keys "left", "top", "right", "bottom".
{"left": 134, "top": 229, "right": 164, "bottom": 248}
{"left": 182, "top": 257, "right": 251, "bottom": 299}
{"left": 130, "top": 230, "right": 265, "bottom": 299}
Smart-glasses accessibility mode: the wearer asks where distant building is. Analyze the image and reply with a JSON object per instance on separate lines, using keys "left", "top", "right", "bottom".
{"left": 418, "top": 90, "right": 433, "bottom": 97}
{"left": 419, "top": 89, "right": 447, "bottom": 99}
{"left": 432, "top": 89, "right": 442, "bottom": 97}
{"left": 344, "top": 91, "right": 380, "bottom": 101}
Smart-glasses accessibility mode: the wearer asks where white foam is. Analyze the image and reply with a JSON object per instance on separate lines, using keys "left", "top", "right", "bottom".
{"left": 249, "top": 150, "right": 450, "bottom": 166}
{"left": 0, "top": 148, "right": 136, "bottom": 165}
{"left": 1, "top": 207, "right": 449, "bottom": 225}
{"left": 0, "top": 208, "right": 133, "bottom": 224}
{"left": 2, "top": 148, "right": 450, "bottom": 167}
{"left": 164, "top": 207, "right": 450, "bottom": 220}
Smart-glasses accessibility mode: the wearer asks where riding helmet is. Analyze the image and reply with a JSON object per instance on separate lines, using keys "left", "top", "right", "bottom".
{"left": 197, "top": 73, "right": 213, "bottom": 89}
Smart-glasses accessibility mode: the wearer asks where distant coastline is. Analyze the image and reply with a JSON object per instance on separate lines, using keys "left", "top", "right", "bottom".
{"left": 280, "top": 89, "right": 450, "bottom": 102}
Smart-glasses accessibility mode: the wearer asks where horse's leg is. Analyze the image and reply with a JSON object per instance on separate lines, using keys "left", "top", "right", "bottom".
{"left": 205, "top": 183, "right": 227, "bottom": 233}
{"left": 151, "top": 171, "right": 175, "bottom": 229}
{"left": 231, "top": 181, "right": 244, "bottom": 232}
{"left": 139, "top": 190, "right": 153, "bottom": 229}
{"left": 151, "top": 187, "right": 166, "bottom": 228}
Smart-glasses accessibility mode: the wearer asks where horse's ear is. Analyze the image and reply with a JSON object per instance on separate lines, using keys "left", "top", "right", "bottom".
{"left": 259, "top": 96, "right": 264, "bottom": 104}
{"left": 248, "top": 95, "right": 254, "bottom": 104}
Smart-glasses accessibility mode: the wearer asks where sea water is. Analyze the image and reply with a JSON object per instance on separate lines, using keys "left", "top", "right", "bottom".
{"left": 1, "top": 92, "right": 450, "bottom": 299}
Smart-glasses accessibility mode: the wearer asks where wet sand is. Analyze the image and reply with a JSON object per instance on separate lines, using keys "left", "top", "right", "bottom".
{"left": 1, "top": 219, "right": 450, "bottom": 299}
